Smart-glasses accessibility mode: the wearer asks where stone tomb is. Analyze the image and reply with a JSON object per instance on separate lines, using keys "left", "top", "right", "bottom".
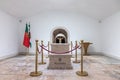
{"left": 47, "top": 43, "right": 73, "bottom": 69}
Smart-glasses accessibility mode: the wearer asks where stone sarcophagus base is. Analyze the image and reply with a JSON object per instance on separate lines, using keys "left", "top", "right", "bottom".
{"left": 48, "top": 43, "right": 73, "bottom": 69}
{"left": 51, "top": 43, "right": 69, "bottom": 52}
{"left": 47, "top": 54, "right": 73, "bottom": 69}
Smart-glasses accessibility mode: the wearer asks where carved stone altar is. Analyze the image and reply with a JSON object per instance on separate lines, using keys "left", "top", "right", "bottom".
{"left": 47, "top": 43, "right": 73, "bottom": 69}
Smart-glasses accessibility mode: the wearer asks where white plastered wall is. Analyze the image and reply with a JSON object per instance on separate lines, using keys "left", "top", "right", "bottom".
{"left": 18, "top": 11, "right": 101, "bottom": 54}
{"left": 0, "top": 10, "right": 19, "bottom": 60}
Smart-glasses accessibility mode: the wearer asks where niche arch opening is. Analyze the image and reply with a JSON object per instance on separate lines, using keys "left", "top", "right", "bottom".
{"left": 51, "top": 27, "right": 70, "bottom": 43}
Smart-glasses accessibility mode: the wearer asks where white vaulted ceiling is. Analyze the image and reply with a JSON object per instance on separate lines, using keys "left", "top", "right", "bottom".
{"left": 0, "top": 0, "right": 120, "bottom": 20}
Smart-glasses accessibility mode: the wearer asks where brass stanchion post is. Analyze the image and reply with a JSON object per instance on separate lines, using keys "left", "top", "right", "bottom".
{"left": 73, "top": 41, "right": 80, "bottom": 63}
{"left": 71, "top": 41, "right": 73, "bottom": 54}
{"left": 46, "top": 41, "right": 49, "bottom": 58}
{"left": 39, "top": 40, "right": 46, "bottom": 64}
{"left": 30, "top": 40, "right": 42, "bottom": 77}
{"left": 48, "top": 41, "right": 50, "bottom": 55}
{"left": 76, "top": 40, "right": 88, "bottom": 76}
{"left": 71, "top": 41, "right": 74, "bottom": 58}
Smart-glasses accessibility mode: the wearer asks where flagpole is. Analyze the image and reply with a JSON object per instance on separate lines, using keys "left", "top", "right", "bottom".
{"left": 23, "top": 22, "right": 32, "bottom": 70}
{"left": 28, "top": 47, "right": 29, "bottom": 55}
{"left": 27, "top": 22, "right": 30, "bottom": 62}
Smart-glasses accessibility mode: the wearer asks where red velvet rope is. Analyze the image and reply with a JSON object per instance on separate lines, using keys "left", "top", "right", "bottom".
{"left": 78, "top": 47, "right": 81, "bottom": 49}
{"left": 39, "top": 45, "right": 80, "bottom": 54}
{"left": 72, "top": 45, "right": 77, "bottom": 49}
{"left": 43, "top": 44, "right": 48, "bottom": 47}
{"left": 37, "top": 46, "right": 41, "bottom": 54}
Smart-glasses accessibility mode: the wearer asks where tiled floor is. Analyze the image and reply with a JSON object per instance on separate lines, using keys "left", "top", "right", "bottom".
{"left": 0, "top": 54, "right": 120, "bottom": 80}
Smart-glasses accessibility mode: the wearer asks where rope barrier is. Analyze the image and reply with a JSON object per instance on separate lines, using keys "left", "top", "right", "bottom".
{"left": 39, "top": 45, "right": 80, "bottom": 54}
{"left": 72, "top": 45, "right": 80, "bottom": 49}
{"left": 38, "top": 40, "right": 46, "bottom": 64}
{"left": 71, "top": 41, "right": 81, "bottom": 49}
{"left": 78, "top": 47, "right": 81, "bottom": 49}
{"left": 42, "top": 44, "right": 48, "bottom": 48}
{"left": 37, "top": 47, "right": 41, "bottom": 54}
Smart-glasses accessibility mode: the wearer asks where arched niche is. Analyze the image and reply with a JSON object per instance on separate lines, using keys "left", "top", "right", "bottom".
{"left": 50, "top": 27, "right": 69, "bottom": 43}
{"left": 48, "top": 27, "right": 72, "bottom": 69}
{"left": 55, "top": 33, "right": 66, "bottom": 43}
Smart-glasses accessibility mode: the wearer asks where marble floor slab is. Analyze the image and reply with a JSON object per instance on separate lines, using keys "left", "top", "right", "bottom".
{"left": 0, "top": 54, "right": 120, "bottom": 80}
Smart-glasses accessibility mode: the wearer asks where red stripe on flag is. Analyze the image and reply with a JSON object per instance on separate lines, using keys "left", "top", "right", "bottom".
{"left": 23, "top": 32, "right": 30, "bottom": 48}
